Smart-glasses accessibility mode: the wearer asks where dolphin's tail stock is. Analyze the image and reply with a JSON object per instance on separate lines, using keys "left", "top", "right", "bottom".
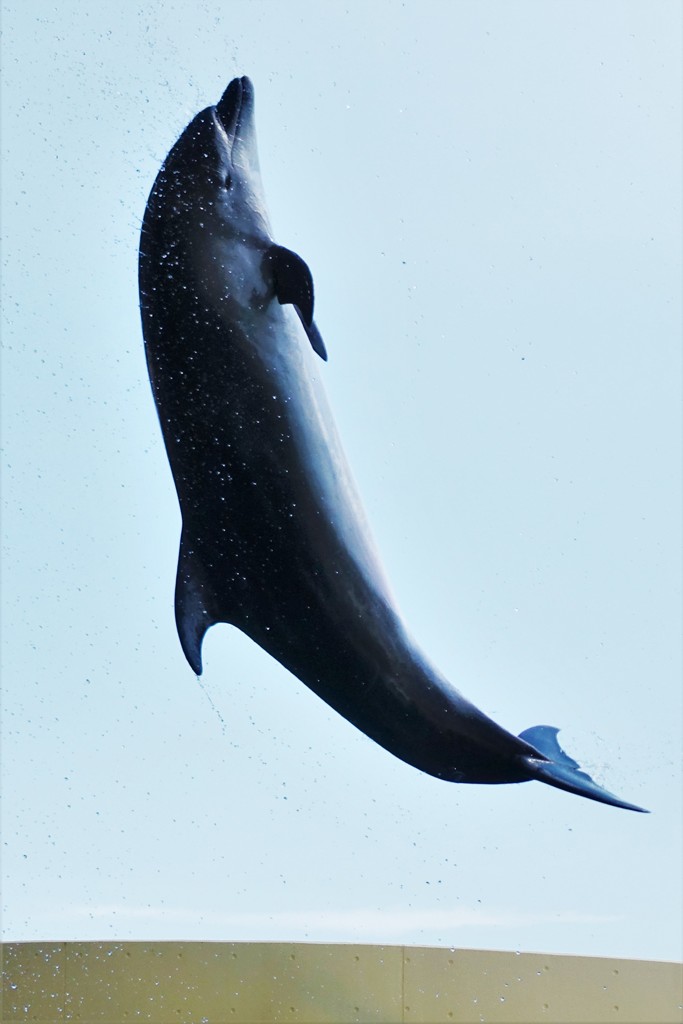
{"left": 518, "top": 725, "right": 648, "bottom": 812}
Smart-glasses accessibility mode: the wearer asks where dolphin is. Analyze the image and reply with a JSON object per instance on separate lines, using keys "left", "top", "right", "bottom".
{"left": 139, "top": 76, "right": 646, "bottom": 812}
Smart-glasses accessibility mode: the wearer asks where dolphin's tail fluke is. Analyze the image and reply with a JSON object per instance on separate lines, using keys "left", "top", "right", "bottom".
{"left": 518, "top": 724, "right": 648, "bottom": 812}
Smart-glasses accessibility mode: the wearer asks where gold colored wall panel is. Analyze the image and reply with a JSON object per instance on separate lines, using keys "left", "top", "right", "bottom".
{"left": 1, "top": 942, "right": 681, "bottom": 1023}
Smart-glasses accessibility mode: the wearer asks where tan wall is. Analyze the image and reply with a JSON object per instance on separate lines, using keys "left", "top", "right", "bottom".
{"left": 1, "top": 941, "right": 681, "bottom": 1023}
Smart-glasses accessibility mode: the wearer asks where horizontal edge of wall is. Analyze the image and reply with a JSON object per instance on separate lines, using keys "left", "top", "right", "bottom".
{"left": 1, "top": 941, "right": 681, "bottom": 1024}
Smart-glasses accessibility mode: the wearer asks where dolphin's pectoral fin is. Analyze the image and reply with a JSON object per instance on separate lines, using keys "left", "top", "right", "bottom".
{"left": 266, "top": 244, "right": 328, "bottom": 360}
{"left": 301, "top": 319, "right": 328, "bottom": 361}
{"left": 519, "top": 725, "right": 648, "bottom": 813}
{"left": 267, "top": 244, "right": 314, "bottom": 324}
{"left": 174, "top": 533, "right": 216, "bottom": 676}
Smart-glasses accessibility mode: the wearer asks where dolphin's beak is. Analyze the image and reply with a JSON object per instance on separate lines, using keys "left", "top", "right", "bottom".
{"left": 215, "top": 76, "right": 255, "bottom": 147}
{"left": 214, "top": 76, "right": 259, "bottom": 180}
{"left": 213, "top": 75, "right": 267, "bottom": 228}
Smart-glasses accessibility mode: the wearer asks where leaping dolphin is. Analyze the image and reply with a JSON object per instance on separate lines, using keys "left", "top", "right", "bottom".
{"left": 139, "top": 76, "right": 646, "bottom": 812}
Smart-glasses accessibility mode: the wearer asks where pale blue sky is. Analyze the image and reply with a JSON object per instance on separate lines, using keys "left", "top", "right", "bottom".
{"left": 1, "top": 0, "right": 681, "bottom": 960}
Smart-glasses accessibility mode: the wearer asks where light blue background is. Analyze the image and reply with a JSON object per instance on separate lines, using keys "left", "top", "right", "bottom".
{"left": 1, "top": 1, "right": 681, "bottom": 961}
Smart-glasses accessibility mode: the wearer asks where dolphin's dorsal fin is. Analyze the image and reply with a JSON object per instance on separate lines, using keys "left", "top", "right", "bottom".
{"left": 174, "top": 533, "right": 216, "bottom": 676}
{"left": 266, "top": 244, "right": 328, "bottom": 361}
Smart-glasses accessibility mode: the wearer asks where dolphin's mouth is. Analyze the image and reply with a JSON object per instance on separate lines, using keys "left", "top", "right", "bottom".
{"left": 215, "top": 76, "right": 253, "bottom": 146}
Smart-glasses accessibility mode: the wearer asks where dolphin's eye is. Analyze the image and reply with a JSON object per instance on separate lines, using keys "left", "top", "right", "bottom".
{"left": 224, "top": 173, "right": 233, "bottom": 190}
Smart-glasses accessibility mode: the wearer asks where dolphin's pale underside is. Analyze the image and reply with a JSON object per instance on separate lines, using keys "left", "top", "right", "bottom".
{"left": 139, "top": 76, "right": 646, "bottom": 812}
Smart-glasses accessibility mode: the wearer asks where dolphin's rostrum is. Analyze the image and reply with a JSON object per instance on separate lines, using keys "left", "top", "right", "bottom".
{"left": 139, "top": 76, "right": 646, "bottom": 813}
